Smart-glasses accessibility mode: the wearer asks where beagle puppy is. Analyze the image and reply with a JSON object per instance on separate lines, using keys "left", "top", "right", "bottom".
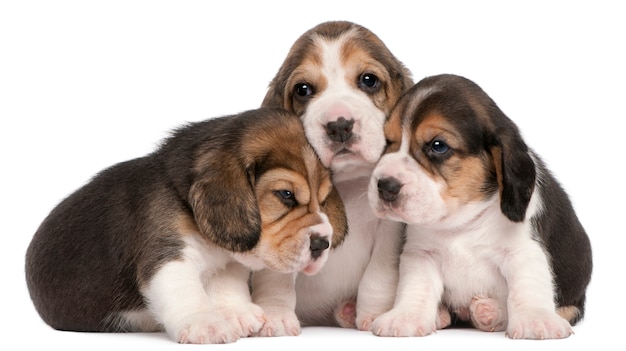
{"left": 25, "top": 108, "right": 347, "bottom": 344}
{"left": 254, "top": 21, "right": 413, "bottom": 335}
{"left": 368, "top": 74, "right": 592, "bottom": 339}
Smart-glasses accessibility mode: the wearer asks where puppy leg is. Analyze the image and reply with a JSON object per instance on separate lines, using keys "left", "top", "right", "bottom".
{"left": 355, "top": 221, "right": 403, "bottom": 331}
{"left": 469, "top": 296, "right": 507, "bottom": 332}
{"left": 203, "top": 262, "right": 267, "bottom": 338}
{"left": 334, "top": 297, "right": 357, "bottom": 328}
{"left": 371, "top": 250, "right": 443, "bottom": 337}
{"left": 145, "top": 257, "right": 264, "bottom": 344}
{"left": 251, "top": 269, "right": 301, "bottom": 337}
{"left": 503, "top": 244, "right": 573, "bottom": 339}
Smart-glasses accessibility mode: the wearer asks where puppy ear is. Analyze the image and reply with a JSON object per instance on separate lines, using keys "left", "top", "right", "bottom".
{"left": 190, "top": 153, "right": 261, "bottom": 252}
{"left": 323, "top": 187, "right": 348, "bottom": 249}
{"left": 490, "top": 125, "right": 536, "bottom": 223}
{"left": 261, "top": 77, "right": 288, "bottom": 109}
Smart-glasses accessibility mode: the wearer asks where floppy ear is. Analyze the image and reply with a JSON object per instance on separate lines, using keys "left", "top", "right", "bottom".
{"left": 189, "top": 151, "right": 261, "bottom": 252}
{"left": 490, "top": 126, "right": 536, "bottom": 223}
{"left": 261, "top": 77, "right": 288, "bottom": 109}
{"left": 323, "top": 187, "right": 348, "bottom": 249}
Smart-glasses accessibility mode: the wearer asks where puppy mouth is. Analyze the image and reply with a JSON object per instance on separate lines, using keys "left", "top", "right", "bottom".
{"left": 335, "top": 147, "right": 354, "bottom": 156}
{"left": 301, "top": 253, "right": 328, "bottom": 276}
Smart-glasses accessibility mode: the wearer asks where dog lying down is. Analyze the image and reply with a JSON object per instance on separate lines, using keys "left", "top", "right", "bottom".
{"left": 368, "top": 74, "right": 592, "bottom": 339}
{"left": 25, "top": 107, "right": 347, "bottom": 344}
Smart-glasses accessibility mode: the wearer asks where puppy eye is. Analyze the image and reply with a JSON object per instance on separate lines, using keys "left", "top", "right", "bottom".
{"left": 294, "top": 83, "right": 315, "bottom": 99}
{"left": 431, "top": 140, "right": 450, "bottom": 154}
{"left": 383, "top": 139, "right": 393, "bottom": 152}
{"left": 358, "top": 73, "right": 381, "bottom": 93}
{"left": 274, "top": 189, "right": 298, "bottom": 208}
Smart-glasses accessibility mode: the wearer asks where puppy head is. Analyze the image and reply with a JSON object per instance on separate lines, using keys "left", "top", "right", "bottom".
{"left": 189, "top": 108, "right": 347, "bottom": 275}
{"left": 262, "top": 21, "right": 413, "bottom": 181}
{"left": 369, "top": 74, "right": 535, "bottom": 227}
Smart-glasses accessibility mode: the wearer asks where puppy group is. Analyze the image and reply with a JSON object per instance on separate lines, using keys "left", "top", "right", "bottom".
{"left": 25, "top": 21, "right": 592, "bottom": 343}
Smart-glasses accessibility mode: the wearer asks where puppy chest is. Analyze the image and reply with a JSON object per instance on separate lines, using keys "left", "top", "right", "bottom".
{"left": 436, "top": 244, "right": 508, "bottom": 306}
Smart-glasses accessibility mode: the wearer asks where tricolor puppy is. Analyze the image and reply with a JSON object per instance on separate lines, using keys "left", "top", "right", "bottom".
{"left": 254, "top": 21, "right": 413, "bottom": 334}
{"left": 368, "top": 74, "right": 592, "bottom": 339}
{"left": 25, "top": 108, "right": 347, "bottom": 344}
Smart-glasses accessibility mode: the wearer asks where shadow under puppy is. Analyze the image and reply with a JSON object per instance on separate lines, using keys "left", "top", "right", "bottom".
{"left": 368, "top": 74, "right": 592, "bottom": 339}
{"left": 25, "top": 107, "right": 347, "bottom": 344}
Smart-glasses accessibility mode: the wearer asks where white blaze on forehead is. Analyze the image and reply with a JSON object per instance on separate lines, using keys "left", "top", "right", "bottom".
{"left": 400, "top": 129, "right": 411, "bottom": 155}
{"left": 401, "top": 86, "right": 438, "bottom": 128}
{"left": 315, "top": 28, "right": 359, "bottom": 91}
{"left": 299, "top": 28, "right": 388, "bottom": 181}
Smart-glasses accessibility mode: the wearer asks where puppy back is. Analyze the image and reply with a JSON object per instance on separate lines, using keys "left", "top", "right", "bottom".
{"left": 25, "top": 156, "right": 185, "bottom": 331}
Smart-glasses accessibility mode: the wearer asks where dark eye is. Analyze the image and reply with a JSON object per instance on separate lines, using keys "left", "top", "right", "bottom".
{"left": 383, "top": 139, "right": 393, "bottom": 153}
{"left": 294, "top": 83, "right": 315, "bottom": 102}
{"left": 358, "top": 73, "right": 381, "bottom": 93}
{"left": 431, "top": 140, "right": 450, "bottom": 154}
{"left": 274, "top": 189, "right": 298, "bottom": 208}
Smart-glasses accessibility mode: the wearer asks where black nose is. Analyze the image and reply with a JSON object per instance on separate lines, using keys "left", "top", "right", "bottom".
{"left": 310, "top": 234, "right": 330, "bottom": 259}
{"left": 326, "top": 117, "right": 354, "bottom": 142}
{"left": 378, "top": 177, "right": 402, "bottom": 202}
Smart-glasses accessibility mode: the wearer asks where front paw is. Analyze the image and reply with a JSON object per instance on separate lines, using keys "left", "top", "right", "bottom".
{"left": 255, "top": 307, "right": 301, "bottom": 337}
{"left": 356, "top": 308, "right": 387, "bottom": 331}
{"left": 355, "top": 300, "right": 394, "bottom": 331}
{"left": 173, "top": 312, "right": 239, "bottom": 344}
{"left": 224, "top": 302, "right": 267, "bottom": 337}
{"left": 172, "top": 304, "right": 265, "bottom": 344}
{"left": 506, "top": 310, "right": 573, "bottom": 340}
{"left": 371, "top": 308, "right": 437, "bottom": 337}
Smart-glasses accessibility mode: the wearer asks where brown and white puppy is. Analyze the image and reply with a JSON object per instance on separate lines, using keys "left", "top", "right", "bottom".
{"left": 368, "top": 74, "right": 592, "bottom": 339}
{"left": 254, "top": 21, "right": 413, "bottom": 335}
{"left": 25, "top": 108, "right": 347, "bottom": 344}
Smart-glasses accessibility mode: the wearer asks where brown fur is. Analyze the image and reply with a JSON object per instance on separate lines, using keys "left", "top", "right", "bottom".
{"left": 389, "top": 74, "right": 592, "bottom": 326}
{"left": 25, "top": 107, "right": 347, "bottom": 333}
{"left": 262, "top": 20, "right": 413, "bottom": 116}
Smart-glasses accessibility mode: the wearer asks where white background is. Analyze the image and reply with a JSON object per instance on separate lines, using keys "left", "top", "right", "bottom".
{"left": 1, "top": 1, "right": 623, "bottom": 349}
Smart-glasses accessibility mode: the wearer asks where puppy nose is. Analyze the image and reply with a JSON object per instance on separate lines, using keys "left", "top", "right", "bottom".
{"left": 310, "top": 234, "right": 330, "bottom": 259}
{"left": 326, "top": 117, "right": 354, "bottom": 142}
{"left": 378, "top": 177, "right": 402, "bottom": 202}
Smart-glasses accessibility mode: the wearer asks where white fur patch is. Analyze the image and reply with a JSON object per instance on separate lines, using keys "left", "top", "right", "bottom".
{"left": 368, "top": 130, "right": 572, "bottom": 339}
{"left": 300, "top": 33, "right": 387, "bottom": 182}
{"left": 123, "top": 236, "right": 265, "bottom": 344}
{"left": 253, "top": 31, "right": 405, "bottom": 334}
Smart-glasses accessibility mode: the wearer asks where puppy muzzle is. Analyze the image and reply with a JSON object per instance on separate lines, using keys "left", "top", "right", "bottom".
{"left": 378, "top": 176, "right": 403, "bottom": 203}
{"left": 309, "top": 234, "right": 330, "bottom": 260}
{"left": 325, "top": 117, "right": 355, "bottom": 143}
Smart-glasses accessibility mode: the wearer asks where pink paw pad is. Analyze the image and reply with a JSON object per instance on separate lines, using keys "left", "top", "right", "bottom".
{"left": 334, "top": 298, "right": 357, "bottom": 328}
{"left": 436, "top": 304, "right": 452, "bottom": 329}
{"left": 470, "top": 296, "right": 507, "bottom": 332}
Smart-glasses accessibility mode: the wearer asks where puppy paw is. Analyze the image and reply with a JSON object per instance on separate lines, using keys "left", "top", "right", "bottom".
{"left": 506, "top": 310, "right": 573, "bottom": 339}
{"left": 469, "top": 296, "right": 506, "bottom": 332}
{"left": 371, "top": 308, "right": 437, "bottom": 337}
{"left": 171, "top": 303, "right": 265, "bottom": 344}
{"left": 335, "top": 298, "right": 357, "bottom": 328}
{"left": 357, "top": 306, "right": 397, "bottom": 331}
{"left": 255, "top": 307, "right": 301, "bottom": 337}
{"left": 173, "top": 312, "right": 240, "bottom": 344}
{"left": 435, "top": 304, "right": 452, "bottom": 329}
{"left": 224, "top": 302, "right": 267, "bottom": 337}
{"left": 356, "top": 312, "right": 375, "bottom": 331}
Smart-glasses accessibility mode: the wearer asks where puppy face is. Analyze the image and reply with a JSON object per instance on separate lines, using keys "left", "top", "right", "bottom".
{"left": 244, "top": 146, "right": 345, "bottom": 275}
{"left": 262, "top": 21, "right": 413, "bottom": 181}
{"left": 369, "top": 74, "right": 536, "bottom": 226}
{"left": 187, "top": 108, "right": 347, "bottom": 275}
